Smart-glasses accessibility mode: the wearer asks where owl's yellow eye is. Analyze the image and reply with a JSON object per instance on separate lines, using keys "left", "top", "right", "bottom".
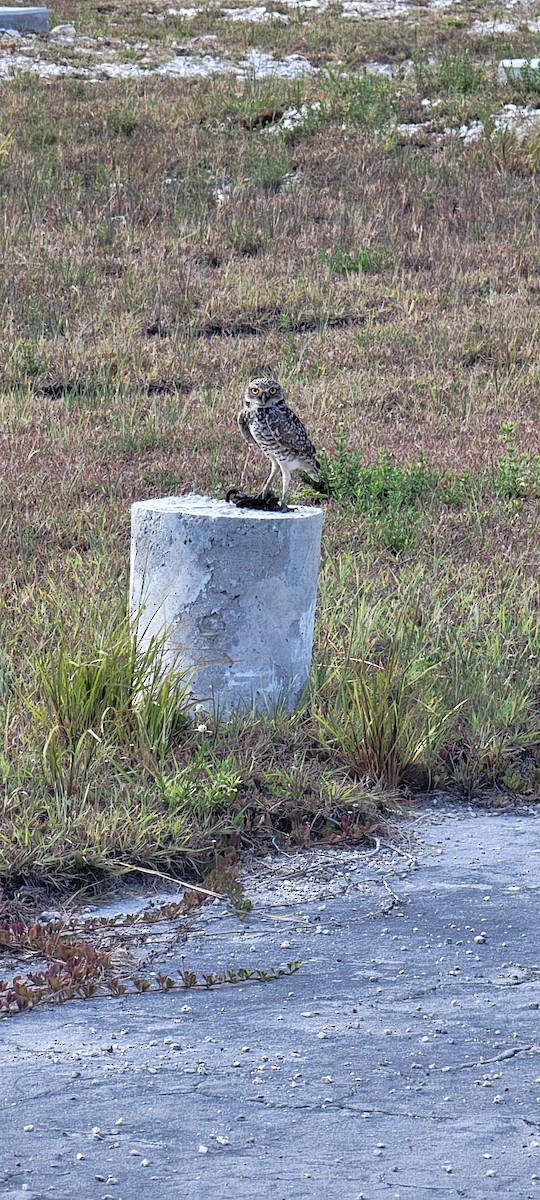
{"left": 250, "top": 386, "right": 260, "bottom": 396}
{"left": 268, "top": 386, "right": 277, "bottom": 395}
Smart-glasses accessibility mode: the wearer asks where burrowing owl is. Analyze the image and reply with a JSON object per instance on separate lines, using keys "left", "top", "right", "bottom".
{"left": 238, "top": 377, "right": 320, "bottom": 508}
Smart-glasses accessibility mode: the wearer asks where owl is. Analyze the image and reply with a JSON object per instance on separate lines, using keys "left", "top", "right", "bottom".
{"left": 238, "top": 377, "right": 320, "bottom": 508}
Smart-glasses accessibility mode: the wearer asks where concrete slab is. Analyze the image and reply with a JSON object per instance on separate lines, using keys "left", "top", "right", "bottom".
{"left": 0, "top": 7, "right": 48, "bottom": 32}
{"left": 2, "top": 801, "right": 540, "bottom": 1198}
{"left": 499, "top": 57, "right": 540, "bottom": 82}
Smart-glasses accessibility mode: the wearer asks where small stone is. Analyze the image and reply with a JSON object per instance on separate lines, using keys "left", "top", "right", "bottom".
{"left": 198, "top": 1145, "right": 208, "bottom": 1154}
{"left": 76, "top": 1153, "right": 85, "bottom": 1161}
{"left": 50, "top": 22, "right": 76, "bottom": 37}
{"left": 23, "top": 1125, "right": 34, "bottom": 1132}
{"left": 141, "top": 1159, "right": 150, "bottom": 1166}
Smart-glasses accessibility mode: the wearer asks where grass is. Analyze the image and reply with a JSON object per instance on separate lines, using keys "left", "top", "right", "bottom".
{"left": 0, "top": 1, "right": 539, "bottom": 905}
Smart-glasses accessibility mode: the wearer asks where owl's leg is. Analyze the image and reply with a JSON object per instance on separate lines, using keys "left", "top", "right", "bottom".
{"left": 279, "top": 462, "right": 292, "bottom": 507}
{"left": 261, "top": 458, "right": 280, "bottom": 498}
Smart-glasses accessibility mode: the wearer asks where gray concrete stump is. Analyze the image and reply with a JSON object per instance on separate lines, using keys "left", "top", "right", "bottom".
{"left": 0, "top": 7, "right": 48, "bottom": 31}
{"left": 130, "top": 494, "right": 324, "bottom": 717}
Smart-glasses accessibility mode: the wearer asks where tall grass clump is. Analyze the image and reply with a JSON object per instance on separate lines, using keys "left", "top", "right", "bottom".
{"left": 312, "top": 597, "right": 451, "bottom": 788}
{"left": 321, "top": 67, "right": 392, "bottom": 128}
{"left": 26, "top": 616, "right": 191, "bottom": 793}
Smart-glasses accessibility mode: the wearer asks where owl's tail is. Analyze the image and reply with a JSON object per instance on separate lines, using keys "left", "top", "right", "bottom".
{"left": 298, "top": 465, "right": 334, "bottom": 497}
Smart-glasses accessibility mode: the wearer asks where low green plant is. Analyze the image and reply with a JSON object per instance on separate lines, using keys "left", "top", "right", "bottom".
{"left": 106, "top": 106, "right": 138, "bottom": 137}
{"left": 503, "top": 59, "right": 540, "bottom": 96}
{"left": 320, "top": 245, "right": 390, "bottom": 275}
{"left": 251, "top": 144, "right": 292, "bottom": 193}
{"left": 157, "top": 754, "right": 241, "bottom": 821}
{"left": 11, "top": 338, "right": 48, "bottom": 380}
{"left": 413, "top": 51, "right": 483, "bottom": 97}
{"left": 317, "top": 442, "right": 438, "bottom": 551}
{"left": 494, "top": 421, "right": 540, "bottom": 498}
{"left": 322, "top": 67, "right": 391, "bottom": 128}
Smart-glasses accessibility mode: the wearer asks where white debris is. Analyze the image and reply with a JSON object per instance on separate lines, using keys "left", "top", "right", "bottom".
{"left": 238, "top": 48, "right": 316, "bottom": 75}
{"left": 396, "top": 121, "right": 427, "bottom": 136}
{"left": 156, "top": 52, "right": 230, "bottom": 76}
{"left": 342, "top": 0, "right": 410, "bottom": 17}
{"left": 459, "top": 118, "right": 484, "bottom": 143}
{"left": 212, "top": 181, "right": 231, "bottom": 205}
{"left": 459, "top": 105, "right": 540, "bottom": 144}
{"left": 221, "top": 5, "right": 289, "bottom": 19}
{"left": 469, "top": 18, "right": 515, "bottom": 33}
{"left": 494, "top": 103, "right": 540, "bottom": 138}
{"left": 49, "top": 22, "right": 76, "bottom": 38}
{"left": 269, "top": 99, "right": 321, "bottom": 131}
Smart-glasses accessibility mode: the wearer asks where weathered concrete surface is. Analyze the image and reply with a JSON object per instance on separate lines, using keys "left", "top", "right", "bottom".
{"left": 0, "top": 7, "right": 48, "bottom": 32}
{"left": 499, "top": 57, "right": 540, "bottom": 82}
{"left": 130, "top": 494, "right": 323, "bottom": 716}
{"left": 2, "top": 801, "right": 540, "bottom": 1199}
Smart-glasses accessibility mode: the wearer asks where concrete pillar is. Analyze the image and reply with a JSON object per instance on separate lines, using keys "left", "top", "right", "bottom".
{"left": 0, "top": 7, "right": 49, "bottom": 32}
{"left": 130, "top": 494, "right": 323, "bottom": 718}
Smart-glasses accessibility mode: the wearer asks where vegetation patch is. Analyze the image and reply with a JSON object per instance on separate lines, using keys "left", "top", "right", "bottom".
{"left": 0, "top": 1, "right": 539, "bottom": 914}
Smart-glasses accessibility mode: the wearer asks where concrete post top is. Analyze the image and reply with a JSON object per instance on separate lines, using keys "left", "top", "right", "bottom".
{"left": 132, "top": 493, "right": 324, "bottom": 524}
{"left": 0, "top": 7, "right": 49, "bottom": 32}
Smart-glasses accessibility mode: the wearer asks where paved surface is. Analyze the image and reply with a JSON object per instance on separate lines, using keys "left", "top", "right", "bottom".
{"left": 2, "top": 800, "right": 540, "bottom": 1199}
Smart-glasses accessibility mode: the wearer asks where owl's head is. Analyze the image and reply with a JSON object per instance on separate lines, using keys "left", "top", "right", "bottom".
{"left": 244, "top": 377, "right": 284, "bottom": 410}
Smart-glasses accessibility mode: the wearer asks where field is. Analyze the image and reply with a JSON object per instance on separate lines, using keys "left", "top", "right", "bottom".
{"left": 0, "top": 0, "right": 539, "bottom": 903}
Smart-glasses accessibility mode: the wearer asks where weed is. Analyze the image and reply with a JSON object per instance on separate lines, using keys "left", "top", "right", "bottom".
{"left": 320, "top": 245, "right": 390, "bottom": 275}
{"left": 494, "top": 421, "right": 540, "bottom": 498}
{"left": 250, "top": 143, "right": 292, "bottom": 193}
{"left": 318, "top": 443, "right": 439, "bottom": 551}
{"left": 106, "top": 106, "right": 138, "bottom": 137}
{"left": 503, "top": 59, "right": 540, "bottom": 96}
{"left": 0, "top": 915, "right": 300, "bottom": 1016}
{"left": 322, "top": 67, "right": 391, "bottom": 128}
{"left": 413, "top": 52, "right": 484, "bottom": 97}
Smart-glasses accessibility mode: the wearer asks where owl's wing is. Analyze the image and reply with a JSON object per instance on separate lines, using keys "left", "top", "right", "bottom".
{"left": 265, "top": 405, "right": 319, "bottom": 467}
{"left": 238, "top": 410, "right": 258, "bottom": 447}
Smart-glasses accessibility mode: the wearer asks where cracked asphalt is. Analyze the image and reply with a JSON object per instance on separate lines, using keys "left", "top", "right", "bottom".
{"left": 2, "top": 800, "right": 540, "bottom": 1199}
